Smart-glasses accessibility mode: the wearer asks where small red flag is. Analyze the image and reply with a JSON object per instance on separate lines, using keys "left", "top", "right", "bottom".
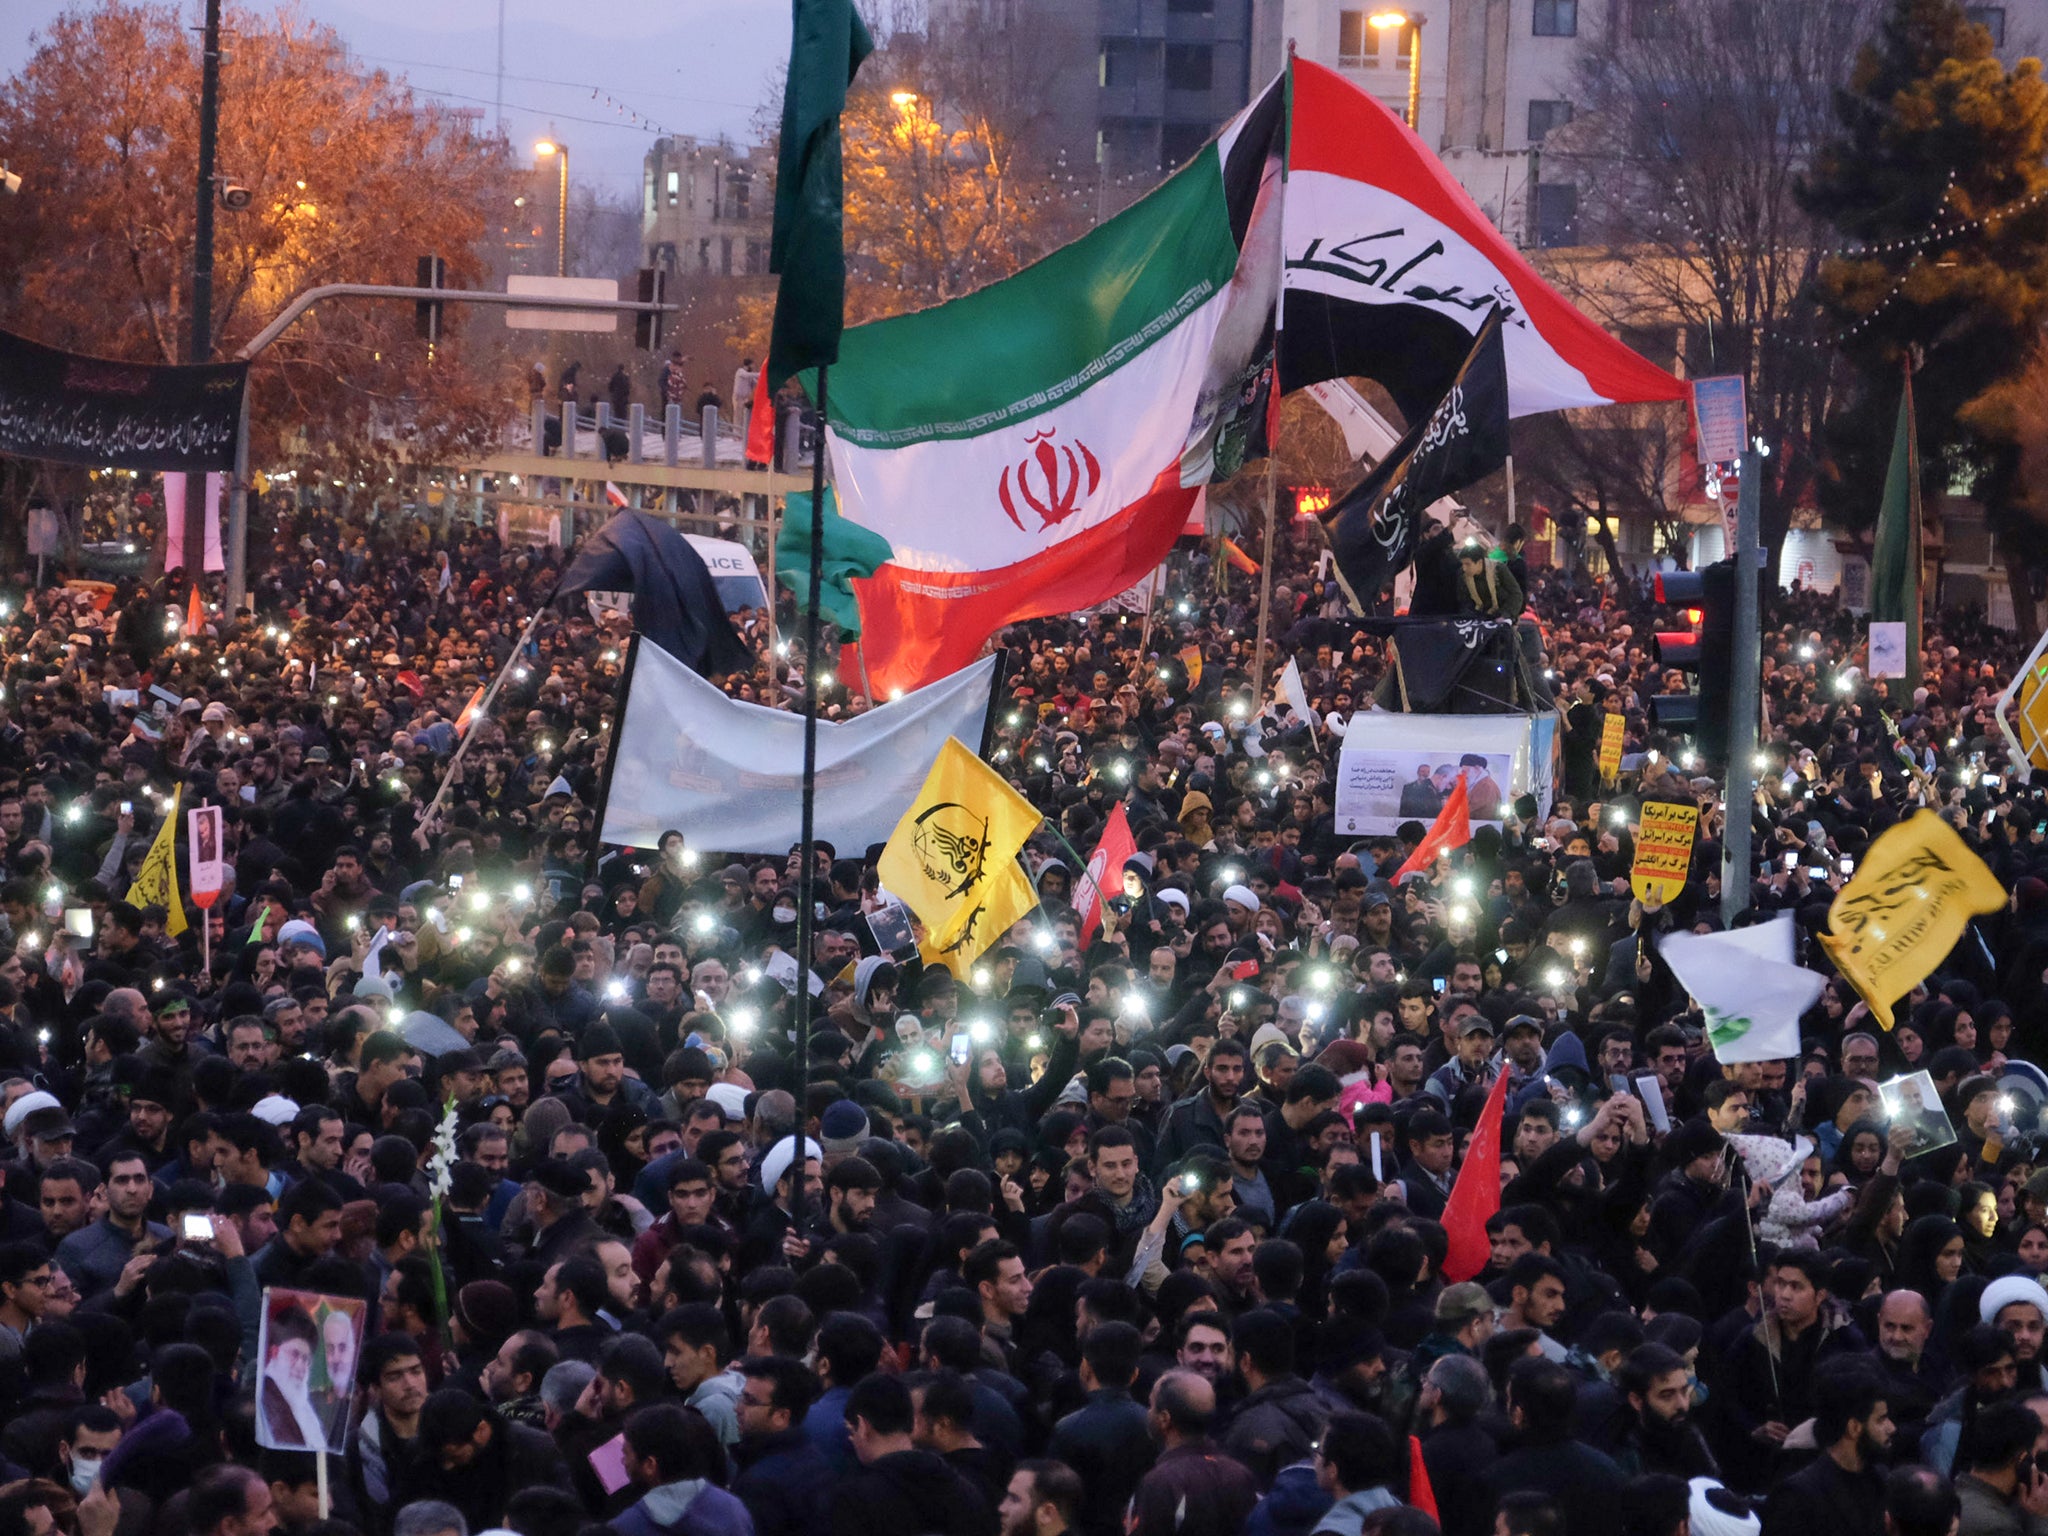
{"left": 185, "top": 585, "right": 204, "bottom": 639}
{"left": 1221, "top": 537, "right": 1260, "bottom": 576}
{"left": 746, "top": 365, "right": 776, "bottom": 465}
{"left": 1074, "top": 802, "right": 1136, "bottom": 948}
{"left": 455, "top": 684, "right": 485, "bottom": 736}
{"left": 1407, "top": 1436, "right": 1439, "bottom": 1520}
{"left": 1439, "top": 1062, "right": 1512, "bottom": 1282}
{"left": 1394, "top": 772, "right": 1471, "bottom": 880}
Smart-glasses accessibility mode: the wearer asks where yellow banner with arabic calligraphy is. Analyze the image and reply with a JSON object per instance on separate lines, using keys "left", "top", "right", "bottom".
{"left": 919, "top": 859, "right": 1038, "bottom": 972}
{"left": 878, "top": 737, "right": 1043, "bottom": 945}
{"left": 1818, "top": 811, "right": 2005, "bottom": 1028}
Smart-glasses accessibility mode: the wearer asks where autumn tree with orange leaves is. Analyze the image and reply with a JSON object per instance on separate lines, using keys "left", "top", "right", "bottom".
{"left": 0, "top": 2, "right": 525, "bottom": 520}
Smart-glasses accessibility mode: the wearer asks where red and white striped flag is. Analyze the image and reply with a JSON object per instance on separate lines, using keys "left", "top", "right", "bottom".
{"left": 605, "top": 482, "right": 630, "bottom": 510}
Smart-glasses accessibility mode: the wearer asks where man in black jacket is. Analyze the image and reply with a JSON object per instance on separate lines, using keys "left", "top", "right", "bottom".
{"left": 1758, "top": 1363, "right": 1893, "bottom": 1536}
{"left": 1048, "top": 1321, "right": 1156, "bottom": 1536}
{"left": 1482, "top": 1358, "right": 1628, "bottom": 1536}
{"left": 398, "top": 1389, "right": 572, "bottom": 1534}
{"left": 830, "top": 1374, "right": 990, "bottom": 1536}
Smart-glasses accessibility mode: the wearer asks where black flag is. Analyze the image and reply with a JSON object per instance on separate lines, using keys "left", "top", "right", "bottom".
{"left": 556, "top": 511, "right": 753, "bottom": 677}
{"left": 1323, "top": 308, "right": 1511, "bottom": 615}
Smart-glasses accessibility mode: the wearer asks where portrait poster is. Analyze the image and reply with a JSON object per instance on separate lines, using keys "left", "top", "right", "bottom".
{"left": 1877, "top": 1070, "right": 1957, "bottom": 1160}
{"left": 256, "top": 1288, "right": 367, "bottom": 1452}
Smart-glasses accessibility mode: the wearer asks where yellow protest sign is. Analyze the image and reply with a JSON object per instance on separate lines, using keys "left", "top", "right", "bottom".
{"left": 1630, "top": 801, "right": 1700, "bottom": 905}
{"left": 879, "top": 737, "right": 1043, "bottom": 945}
{"left": 1599, "top": 712, "right": 1625, "bottom": 782}
{"left": 125, "top": 785, "right": 187, "bottom": 936}
{"left": 1818, "top": 810, "right": 2006, "bottom": 1028}
{"left": 920, "top": 859, "right": 1038, "bottom": 972}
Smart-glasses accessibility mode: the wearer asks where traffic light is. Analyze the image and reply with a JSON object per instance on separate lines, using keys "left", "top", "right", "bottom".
{"left": 635, "top": 267, "right": 666, "bottom": 352}
{"left": 415, "top": 255, "right": 445, "bottom": 346}
{"left": 1648, "top": 563, "right": 1743, "bottom": 760}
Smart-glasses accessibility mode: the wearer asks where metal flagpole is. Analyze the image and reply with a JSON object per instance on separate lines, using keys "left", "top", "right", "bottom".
{"left": 786, "top": 369, "right": 829, "bottom": 1235}
{"left": 419, "top": 579, "right": 559, "bottom": 832}
{"left": 1721, "top": 447, "right": 1762, "bottom": 926}
{"left": 1251, "top": 55, "right": 1291, "bottom": 707}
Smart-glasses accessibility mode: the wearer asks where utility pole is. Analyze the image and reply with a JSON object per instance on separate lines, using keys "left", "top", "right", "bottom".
{"left": 1721, "top": 447, "right": 1761, "bottom": 926}
{"left": 188, "top": 0, "right": 224, "bottom": 578}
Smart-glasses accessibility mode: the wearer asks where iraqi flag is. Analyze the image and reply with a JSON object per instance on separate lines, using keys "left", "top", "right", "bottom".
{"left": 1280, "top": 59, "right": 1684, "bottom": 422}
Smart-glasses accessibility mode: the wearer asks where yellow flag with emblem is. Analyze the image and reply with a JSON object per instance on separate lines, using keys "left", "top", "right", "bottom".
{"left": 1818, "top": 810, "right": 2004, "bottom": 1028}
{"left": 125, "top": 785, "right": 187, "bottom": 936}
{"left": 920, "top": 859, "right": 1039, "bottom": 971}
{"left": 880, "top": 737, "right": 1042, "bottom": 954}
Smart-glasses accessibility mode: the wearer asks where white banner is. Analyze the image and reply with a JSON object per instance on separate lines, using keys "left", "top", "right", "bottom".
{"left": 600, "top": 644, "right": 999, "bottom": 855}
{"left": 1334, "top": 712, "right": 1534, "bottom": 835}
{"left": 1658, "top": 914, "right": 1823, "bottom": 1064}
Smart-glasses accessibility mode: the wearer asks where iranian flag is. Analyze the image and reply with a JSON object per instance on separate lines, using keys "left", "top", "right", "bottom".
{"left": 821, "top": 62, "right": 1679, "bottom": 692}
{"left": 824, "top": 82, "right": 1289, "bottom": 695}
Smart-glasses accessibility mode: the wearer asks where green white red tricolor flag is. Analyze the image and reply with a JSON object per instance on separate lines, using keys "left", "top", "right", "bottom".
{"left": 818, "top": 61, "right": 1682, "bottom": 694}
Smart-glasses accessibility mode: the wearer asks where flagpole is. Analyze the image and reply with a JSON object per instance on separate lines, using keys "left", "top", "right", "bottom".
{"left": 584, "top": 634, "right": 642, "bottom": 880}
{"left": 418, "top": 576, "right": 561, "bottom": 837}
{"left": 1251, "top": 55, "right": 1291, "bottom": 708}
{"left": 199, "top": 800, "right": 211, "bottom": 981}
{"left": 1904, "top": 353, "right": 1923, "bottom": 695}
{"left": 787, "top": 365, "right": 829, "bottom": 1235}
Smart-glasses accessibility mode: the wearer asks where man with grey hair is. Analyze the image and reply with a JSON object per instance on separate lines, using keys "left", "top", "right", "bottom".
{"left": 1841, "top": 1033, "right": 1880, "bottom": 1080}
{"left": 1417, "top": 1354, "right": 1497, "bottom": 1536}
{"left": 752, "top": 1089, "right": 797, "bottom": 1150}
{"left": 393, "top": 1502, "right": 468, "bottom": 1536}
{"left": 539, "top": 1360, "right": 596, "bottom": 1433}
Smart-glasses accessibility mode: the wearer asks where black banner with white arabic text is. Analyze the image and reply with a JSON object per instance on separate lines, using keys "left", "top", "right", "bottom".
{"left": 0, "top": 327, "right": 247, "bottom": 472}
{"left": 1323, "top": 308, "right": 1510, "bottom": 615}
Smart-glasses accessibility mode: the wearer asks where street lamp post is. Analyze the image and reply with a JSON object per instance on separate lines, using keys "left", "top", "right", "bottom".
{"left": 1369, "top": 11, "right": 1424, "bottom": 133}
{"left": 535, "top": 138, "right": 569, "bottom": 276}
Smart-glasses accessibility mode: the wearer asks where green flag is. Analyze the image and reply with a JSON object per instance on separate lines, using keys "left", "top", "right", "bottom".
{"left": 778, "top": 485, "right": 891, "bottom": 635}
{"left": 767, "top": 0, "right": 873, "bottom": 392}
{"left": 1870, "top": 367, "right": 1923, "bottom": 692}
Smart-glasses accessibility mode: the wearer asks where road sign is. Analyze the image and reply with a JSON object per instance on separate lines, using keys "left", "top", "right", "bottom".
{"left": 1996, "top": 627, "right": 2048, "bottom": 771}
{"left": 505, "top": 275, "right": 621, "bottom": 333}
{"left": 1691, "top": 376, "right": 1747, "bottom": 465}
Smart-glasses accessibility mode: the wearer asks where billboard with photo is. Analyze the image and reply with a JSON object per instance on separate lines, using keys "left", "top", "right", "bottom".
{"left": 1334, "top": 713, "right": 1540, "bottom": 836}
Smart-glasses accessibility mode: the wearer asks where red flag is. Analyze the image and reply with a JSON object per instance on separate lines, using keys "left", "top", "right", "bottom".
{"left": 1439, "top": 1062, "right": 1512, "bottom": 1281}
{"left": 746, "top": 365, "right": 776, "bottom": 465}
{"left": 1073, "top": 802, "right": 1136, "bottom": 948}
{"left": 1221, "top": 537, "right": 1261, "bottom": 576}
{"left": 455, "top": 684, "right": 485, "bottom": 736}
{"left": 185, "top": 585, "right": 204, "bottom": 639}
{"left": 1394, "top": 772, "right": 1471, "bottom": 880}
{"left": 1407, "top": 1437, "right": 1439, "bottom": 1521}
{"left": 605, "top": 481, "right": 631, "bottom": 510}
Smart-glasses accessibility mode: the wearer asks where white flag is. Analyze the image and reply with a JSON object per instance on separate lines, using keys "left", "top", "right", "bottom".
{"left": 1279, "top": 657, "right": 1314, "bottom": 731}
{"left": 1658, "top": 913, "right": 1824, "bottom": 1064}
{"left": 599, "top": 644, "right": 999, "bottom": 855}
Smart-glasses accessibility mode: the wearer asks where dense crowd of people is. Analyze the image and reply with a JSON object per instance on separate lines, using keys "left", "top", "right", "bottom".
{"left": 0, "top": 499, "right": 2038, "bottom": 1536}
